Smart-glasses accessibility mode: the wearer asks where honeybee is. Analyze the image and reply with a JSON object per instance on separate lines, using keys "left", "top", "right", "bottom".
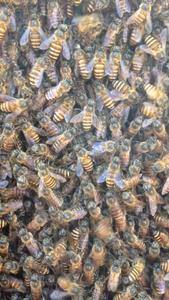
{"left": 37, "top": 112, "right": 60, "bottom": 136}
{"left": 19, "top": 228, "right": 40, "bottom": 257}
{"left": 45, "top": 79, "right": 72, "bottom": 101}
{"left": 92, "top": 276, "right": 106, "bottom": 300}
{"left": 71, "top": 98, "right": 98, "bottom": 131}
{"left": 0, "top": 235, "right": 9, "bottom": 256}
{"left": 124, "top": 231, "right": 146, "bottom": 252}
{"left": 29, "top": 56, "right": 47, "bottom": 88}
{"left": 57, "top": 206, "right": 87, "bottom": 224}
{"left": 3, "top": 260, "right": 20, "bottom": 275}
{"left": 60, "top": 61, "right": 73, "bottom": 81}
{"left": 144, "top": 83, "right": 168, "bottom": 105}
{"left": 0, "top": 96, "right": 30, "bottom": 121}
{"left": 113, "top": 284, "right": 137, "bottom": 300}
{"left": 153, "top": 119, "right": 167, "bottom": 141}
{"left": 128, "top": 116, "right": 143, "bottom": 136}
{"left": 106, "top": 47, "right": 121, "bottom": 81}
{"left": 143, "top": 182, "right": 162, "bottom": 216}
{"left": 89, "top": 238, "right": 106, "bottom": 267}
{"left": 115, "top": 0, "right": 131, "bottom": 18}
{"left": 72, "top": 13, "right": 103, "bottom": 35}
{"left": 129, "top": 23, "right": 145, "bottom": 46}
{"left": 106, "top": 191, "right": 127, "bottom": 232}
{"left": 119, "top": 138, "right": 131, "bottom": 168}
{"left": 76, "top": 148, "right": 93, "bottom": 177}
{"left": 103, "top": 19, "right": 122, "bottom": 48}
{"left": 21, "top": 120, "right": 40, "bottom": 146}
{"left": 153, "top": 229, "right": 169, "bottom": 249}
{"left": 27, "top": 212, "right": 48, "bottom": 233}
{"left": 46, "top": 127, "right": 76, "bottom": 153}
{"left": 107, "top": 261, "right": 121, "bottom": 292}
{"left": 86, "top": 0, "right": 110, "bottom": 13}
{"left": 0, "top": 9, "right": 16, "bottom": 43}
{"left": 115, "top": 172, "right": 141, "bottom": 191}
{"left": 152, "top": 266, "right": 166, "bottom": 296}
{"left": 95, "top": 112, "right": 107, "bottom": 139}
{"left": 0, "top": 274, "right": 26, "bottom": 293}
{"left": 121, "top": 191, "right": 145, "bottom": 212}
{"left": 57, "top": 275, "right": 83, "bottom": 296}
{"left": 47, "top": 0, "right": 63, "bottom": 30}
{"left": 152, "top": 154, "right": 169, "bottom": 174}
{"left": 0, "top": 123, "right": 18, "bottom": 152}
{"left": 68, "top": 251, "right": 82, "bottom": 274}
{"left": 24, "top": 256, "right": 49, "bottom": 275}
{"left": 112, "top": 80, "right": 136, "bottom": 99}
{"left": 53, "top": 97, "right": 75, "bottom": 123}
{"left": 94, "top": 217, "right": 114, "bottom": 242}
{"left": 0, "top": 200, "right": 23, "bottom": 216}
{"left": 80, "top": 180, "right": 100, "bottom": 204}
{"left": 138, "top": 213, "right": 149, "bottom": 237}
{"left": 30, "top": 274, "right": 42, "bottom": 300}
{"left": 132, "top": 46, "right": 146, "bottom": 74}
{"left": 10, "top": 149, "right": 36, "bottom": 170}
{"left": 86, "top": 47, "right": 107, "bottom": 80}
{"left": 154, "top": 213, "right": 169, "bottom": 228}
{"left": 31, "top": 144, "right": 54, "bottom": 161}
{"left": 40, "top": 24, "right": 70, "bottom": 61}
{"left": 94, "top": 82, "right": 121, "bottom": 110}
{"left": 98, "top": 156, "right": 121, "bottom": 188}
{"left": 141, "top": 102, "right": 158, "bottom": 123}
{"left": 128, "top": 257, "right": 145, "bottom": 282}
{"left": 147, "top": 241, "right": 160, "bottom": 261}
{"left": 83, "top": 258, "right": 95, "bottom": 285}
{"left": 141, "top": 28, "right": 167, "bottom": 60}
{"left": 20, "top": 15, "right": 46, "bottom": 49}
{"left": 74, "top": 44, "right": 90, "bottom": 80}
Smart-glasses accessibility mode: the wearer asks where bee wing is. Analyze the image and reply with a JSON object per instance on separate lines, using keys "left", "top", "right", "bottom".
{"left": 70, "top": 111, "right": 84, "bottom": 124}
{"left": 5, "top": 112, "right": 21, "bottom": 123}
{"left": 160, "top": 28, "right": 167, "bottom": 50}
{"left": 0, "top": 180, "right": 8, "bottom": 189}
{"left": 62, "top": 40, "right": 71, "bottom": 60}
{"left": 0, "top": 94, "right": 17, "bottom": 102}
{"left": 40, "top": 34, "right": 54, "bottom": 50}
{"left": 105, "top": 59, "right": 113, "bottom": 76}
{"left": 114, "top": 173, "right": 125, "bottom": 190}
{"left": 126, "top": 9, "right": 140, "bottom": 26}
{"left": 39, "top": 28, "right": 47, "bottom": 41}
{"left": 46, "top": 135, "right": 58, "bottom": 144}
{"left": 96, "top": 96, "right": 104, "bottom": 112}
{"left": 142, "top": 118, "right": 154, "bottom": 128}
{"left": 164, "top": 273, "right": 169, "bottom": 281}
{"left": 38, "top": 180, "right": 45, "bottom": 197}
{"left": 92, "top": 114, "right": 99, "bottom": 128}
{"left": 139, "top": 45, "right": 154, "bottom": 56}
{"left": 120, "top": 61, "right": 130, "bottom": 81}
{"left": 86, "top": 58, "right": 95, "bottom": 73}
{"left": 145, "top": 12, "right": 152, "bottom": 34}
{"left": 20, "top": 27, "right": 30, "bottom": 46}
{"left": 162, "top": 177, "right": 169, "bottom": 195}
{"left": 76, "top": 159, "right": 84, "bottom": 177}
{"left": 148, "top": 195, "right": 157, "bottom": 216}
{"left": 9, "top": 15, "right": 16, "bottom": 33}
{"left": 64, "top": 109, "right": 73, "bottom": 123}
{"left": 34, "top": 70, "right": 44, "bottom": 88}
{"left": 93, "top": 187, "right": 100, "bottom": 204}
{"left": 109, "top": 89, "right": 124, "bottom": 100}
{"left": 97, "top": 169, "right": 108, "bottom": 183}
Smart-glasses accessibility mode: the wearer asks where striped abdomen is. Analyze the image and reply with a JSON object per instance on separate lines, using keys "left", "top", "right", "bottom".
{"left": 110, "top": 201, "right": 126, "bottom": 231}
{"left": 94, "top": 62, "right": 105, "bottom": 80}
{"left": 1, "top": 133, "right": 16, "bottom": 151}
{"left": 83, "top": 110, "right": 93, "bottom": 131}
{"left": 0, "top": 21, "right": 8, "bottom": 42}
{"left": 0, "top": 101, "right": 17, "bottom": 112}
{"left": 78, "top": 55, "right": 90, "bottom": 80}
{"left": 141, "top": 102, "right": 157, "bottom": 118}
{"left": 144, "top": 35, "right": 161, "bottom": 52}
{"left": 109, "top": 58, "right": 120, "bottom": 80}
{"left": 23, "top": 127, "right": 40, "bottom": 144}
{"left": 49, "top": 37, "right": 63, "bottom": 61}
{"left": 80, "top": 155, "right": 93, "bottom": 172}
{"left": 30, "top": 29, "right": 41, "bottom": 49}
{"left": 113, "top": 80, "right": 130, "bottom": 95}
{"left": 29, "top": 65, "right": 43, "bottom": 87}
{"left": 42, "top": 174, "right": 57, "bottom": 189}
{"left": 53, "top": 101, "right": 72, "bottom": 122}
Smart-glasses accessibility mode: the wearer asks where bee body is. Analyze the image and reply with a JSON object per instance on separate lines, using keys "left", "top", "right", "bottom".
{"left": 144, "top": 83, "right": 166, "bottom": 103}
{"left": 128, "top": 258, "right": 145, "bottom": 282}
{"left": 29, "top": 59, "right": 44, "bottom": 88}
{"left": 106, "top": 192, "right": 126, "bottom": 232}
{"left": 113, "top": 80, "right": 130, "bottom": 95}
{"left": 53, "top": 98, "right": 75, "bottom": 122}
{"left": 154, "top": 214, "right": 169, "bottom": 228}
{"left": 90, "top": 239, "right": 105, "bottom": 267}
{"left": 69, "top": 228, "right": 80, "bottom": 252}
{"left": 69, "top": 252, "right": 82, "bottom": 273}
{"left": 45, "top": 80, "right": 72, "bottom": 101}
{"left": 30, "top": 274, "right": 42, "bottom": 300}
{"left": 1, "top": 124, "right": 17, "bottom": 152}
{"left": 153, "top": 230, "right": 169, "bottom": 248}
{"left": 144, "top": 35, "right": 163, "bottom": 58}
{"left": 0, "top": 218, "right": 7, "bottom": 229}
{"left": 141, "top": 102, "right": 157, "bottom": 118}
{"left": 132, "top": 47, "right": 145, "bottom": 73}
{"left": 24, "top": 256, "right": 49, "bottom": 274}
{"left": 78, "top": 149, "right": 93, "bottom": 173}
{"left": 22, "top": 122, "right": 40, "bottom": 144}
{"left": 49, "top": 36, "right": 63, "bottom": 61}
{"left": 161, "top": 260, "right": 169, "bottom": 273}
{"left": 83, "top": 258, "right": 95, "bottom": 285}
{"left": 128, "top": 116, "right": 142, "bottom": 136}
{"left": 108, "top": 49, "right": 121, "bottom": 80}
{"left": 66, "top": 0, "right": 73, "bottom": 18}
{"left": 74, "top": 47, "right": 90, "bottom": 80}
{"left": 0, "top": 21, "right": 8, "bottom": 42}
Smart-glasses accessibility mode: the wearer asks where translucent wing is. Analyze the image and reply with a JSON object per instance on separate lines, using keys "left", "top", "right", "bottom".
{"left": 96, "top": 96, "right": 104, "bottom": 112}
{"left": 0, "top": 180, "right": 8, "bottom": 189}
{"left": 142, "top": 118, "right": 154, "bottom": 128}
{"left": 50, "top": 172, "right": 66, "bottom": 183}
{"left": 0, "top": 94, "right": 17, "bottom": 102}
{"left": 62, "top": 41, "right": 71, "bottom": 60}
{"left": 120, "top": 61, "right": 130, "bottom": 81}
{"left": 105, "top": 60, "right": 113, "bottom": 76}
{"left": 160, "top": 28, "right": 167, "bottom": 50}
{"left": 46, "top": 135, "right": 58, "bottom": 144}
{"left": 145, "top": 12, "right": 152, "bottom": 34}
{"left": 50, "top": 290, "right": 72, "bottom": 300}
{"left": 86, "top": 58, "right": 95, "bottom": 73}
{"left": 34, "top": 70, "right": 44, "bottom": 88}
{"left": 114, "top": 173, "right": 125, "bottom": 190}
{"left": 93, "top": 187, "right": 100, "bottom": 204}
{"left": 115, "top": 0, "right": 123, "bottom": 18}
{"left": 92, "top": 114, "right": 99, "bottom": 128}
{"left": 9, "top": 15, "right": 16, "bottom": 32}
{"left": 109, "top": 89, "right": 124, "bottom": 100}
{"left": 40, "top": 35, "right": 54, "bottom": 50}
{"left": 38, "top": 180, "right": 45, "bottom": 198}
{"left": 70, "top": 111, "right": 84, "bottom": 123}
{"left": 39, "top": 28, "right": 47, "bottom": 41}
{"left": 92, "top": 142, "right": 105, "bottom": 155}
{"left": 20, "top": 27, "right": 30, "bottom": 46}
{"left": 97, "top": 169, "right": 108, "bottom": 183}
{"left": 125, "top": 0, "right": 131, "bottom": 13}
{"left": 148, "top": 195, "right": 157, "bottom": 216}
{"left": 76, "top": 159, "right": 84, "bottom": 177}
{"left": 64, "top": 109, "right": 73, "bottom": 123}
{"left": 139, "top": 45, "right": 154, "bottom": 56}
{"left": 5, "top": 112, "right": 21, "bottom": 123}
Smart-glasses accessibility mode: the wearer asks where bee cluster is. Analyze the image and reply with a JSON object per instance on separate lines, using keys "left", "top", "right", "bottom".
{"left": 1, "top": 0, "right": 169, "bottom": 299}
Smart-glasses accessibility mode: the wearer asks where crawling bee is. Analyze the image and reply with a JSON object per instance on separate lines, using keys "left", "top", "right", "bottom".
{"left": 98, "top": 156, "right": 121, "bottom": 188}
{"left": 27, "top": 212, "right": 48, "bottom": 233}
{"left": 92, "top": 276, "right": 107, "bottom": 300}
{"left": 68, "top": 251, "right": 82, "bottom": 274}
{"left": 29, "top": 56, "right": 47, "bottom": 88}
{"left": 0, "top": 96, "right": 30, "bottom": 120}
{"left": 10, "top": 149, "right": 36, "bottom": 170}
{"left": 45, "top": 79, "right": 72, "bottom": 101}
{"left": 74, "top": 44, "right": 90, "bottom": 80}
{"left": 40, "top": 185, "right": 63, "bottom": 208}
{"left": 44, "top": 238, "right": 67, "bottom": 266}
{"left": 0, "top": 274, "right": 26, "bottom": 293}
{"left": 153, "top": 119, "right": 167, "bottom": 141}
{"left": 141, "top": 102, "right": 158, "bottom": 120}
{"left": 114, "top": 284, "right": 137, "bottom": 300}
{"left": 112, "top": 80, "right": 136, "bottom": 99}
{"left": 20, "top": 14, "right": 46, "bottom": 49}
{"left": 37, "top": 112, "right": 60, "bottom": 136}
{"left": 94, "top": 217, "right": 114, "bottom": 242}
{"left": 0, "top": 200, "right": 23, "bottom": 216}
{"left": 86, "top": 47, "right": 107, "bottom": 80}
{"left": 76, "top": 148, "right": 93, "bottom": 176}
{"left": 148, "top": 241, "right": 160, "bottom": 261}
{"left": 89, "top": 238, "right": 106, "bottom": 267}
{"left": 53, "top": 96, "right": 75, "bottom": 123}
{"left": 132, "top": 46, "right": 146, "bottom": 74}
{"left": 106, "top": 191, "right": 126, "bottom": 232}
{"left": 128, "top": 257, "right": 145, "bottom": 282}
{"left": 0, "top": 235, "right": 9, "bottom": 256}
{"left": 152, "top": 266, "right": 166, "bottom": 296}
{"left": 47, "top": 0, "right": 63, "bottom": 30}
{"left": 126, "top": 0, "right": 153, "bottom": 30}
{"left": 21, "top": 120, "right": 40, "bottom": 145}
{"left": 128, "top": 116, "right": 142, "bottom": 136}
{"left": 60, "top": 61, "right": 73, "bottom": 81}
{"left": 71, "top": 98, "right": 97, "bottom": 131}
{"left": 47, "top": 127, "right": 76, "bottom": 153}
{"left": 57, "top": 206, "right": 87, "bottom": 224}
{"left": 138, "top": 213, "right": 149, "bottom": 237}
{"left": 40, "top": 24, "right": 70, "bottom": 61}
{"left": 121, "top": 191, "right": 145, "bottom": 212}
{"left": 129, "top": 23, "right": 145, "bottom": 46}
{"left": 154, "top": 213, "right": 169, "bottom": 228}
{"left": 24, "top": 256, "right": 49, "bottom": 275}
{"left": 0, "top": 9, "right": 16, "bottom": 43}
{"left": 86, "top": 0, "right": 110, "bottom": 13}
{"left": 94, "top": 82, "right": 120, "bottom": 110}
{"left": 19, "top": 228, "right": 40, "bottom": 257}
{"left": 30, "top": 274, "right": 42, "bottom": 300}
{"left": 106, "top": 47, "right": 121, "bottom": 80}
{"left": 124, "top": 231, "right": 146, "bottom": 252}
{"left": 3, "top": 260, "right": 20, "bottom": 275}
{"left": 107, "top": 261, "right": 121, "bottom": 292}
{"left": 0, "top": 123, "right": 18, "bottom": 152}
{"left": 119, "top": 138, "right": 131, "bottom": 168}
{"left": 152, "top": 154, "right": 169, "bottom": 174}
{"left": 72, "top": 13, "right": 103, "bottom": 36}
{"left": 153, "top": 229, "right": 169, "bottom": 249}
{"left": 144, "top": 82, "right": 168, "bottom": 105}
{"left": 83, "top": 258, "right": 95, "bottom": 286}
{"left": 143, "top": 183, "right": 162, "bottom": 216}
{"left": 57, "top": 275, "right": 83, "bottom": 296}
{"left": 31, "top": 144, "right": 54, "bottom": 161}
{"left": 103, "top": 19, "right": 122, "bottom": 48}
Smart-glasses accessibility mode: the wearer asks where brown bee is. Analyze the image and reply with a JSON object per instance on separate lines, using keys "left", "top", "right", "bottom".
{"left": 29, "top": 56, "right": 46, "bottom": 88}
{"left": 147, "top": 241, "right": 160, "bottom": 261}
{"left": 106, "top": 47, "right": 121, "bottom": 80}
{"left": 53, "top": 97, "right": 75, "bottom": 123}
{"left": 153, "top": 120, "right": 167, "bottom": 141}
{"left": 21, "top": 121, "right": 40, "bottom": 146}
{"left": 152, "top": 154, "right": 169, "bottom": 174}
{"left": 128, "top": 116, "right": 142, "bottom": 136}
{"left": 24, "top": 256, "right": 49, "bottom": 275}
{"left": 68, "top": 251, "right": 82, "bottom": 273}
{"left": 103, "top": 19, "right": 122, "bottom": 48}
{"left": 119, "top": 138, "right": 131, "bottom": 168}
{"left": 0, "top": 123, "right": 17, "bottom": 152}
{"left": 92, "top": 276, "right": 106, "bottom": 300}
{"left": 0, "top": 186, "right": 26, "bottom": 201}
{"left": 124, "top": 231, "right": 146, "bottom": 252}
{"left": 138, "top": 213, "right": 149, "bottom": 237}
{"left": 153, "top": 229, "right": 169, "bottom": 249}
{"left": 161, "top": 259, "right": 169, "bottom": 273}
{"left": 121, "top": 191, "right": 145, "bottom": 212}
{"left": 47, "top": 127, "right": 76, "bottom": 153}
{"left": 19, "top": 228, "right": 40, "bottom": 257}
{"left": 57, "top": 206, "right": 87, "bottom": 224}
{"left": 31, "top": 144, "right": 54, "bottom": 161}
{"left": 94, "top": 217, "right": 114, "bottom": 242}
{"left": 0, "top": 235, "right": 9, "bottom": 256}
{"left": 47, "top": 0, "right": 63, "bottom": 30}
{"left": 27, "top": 212, "right": 48, "bottom": 233}
{"left": 0, "top": 9, "right": 16, "bottom": 43}
{"left": 10, "top": 149, "right": 36, "bottom": 170}
{"left": 89, "top": 238, "right": 106, "bottom": 267}
{"left": 132, "top": 46, "right": 146, "bottom": 73}
{"left": 20, "top": 15, "right": 46, "bottom": 49}
{"left": 107, "top": 261, "right": 121, "bottom": 292}
{"left": 0, "top": 274, "right": 26, "bottom": 293}
{"left": 128, "top": 257, "right": 145, "bottom": 282}
{"left": 74, "top": 44, "right": 90, "bottom": 80}
{"left": 71, "top": 98, "right": 97, "bottom": 131}
{"left": 3, "top": 260, "right": 20, "bottom": 275}
{"left": 0, "top": 200, "right": 23, "bottom": 216}
{"left": 72, "top": 13, "right": 103, "bottom": 36}
{"left": 40, "top": 185, "right": 63, "bottom": 208}
{"left": 98, "top": 156, "right": 121, "bottom": 188}
{"left": 115, "top": 173, "right": 141, "bottom": 191}
{"left": 141, "top": 102, "right": 158, "bottom": 120}
{"left": 37, "top": 112, "right": 60, "bottom": 136}
{"left": 40, "top": 24, "right": 70, "bottom": 61}
{"left": 113, "top": 284, "right": 137, "bottom": 300}
{"left": 109, "top": 117, "right": 122, "bottom": 140}
{"left": 94, "top": 82, "right": 118, "bottom": 110}
{"left": 45, "top": 79, "right": 72, "bottom": 101}
{"left": 86, "top": 0, "right": 110, "bottom": 13}
{"left": 76, "top": 148, "right": 93, "bottom": 176}
{"left": 154, "top": 213, "right": 169, "bottom": 228}
{"left": 126, "top": 1, "right": 153, "bottom": 29}
{"left": 30, "top": 274, "right": 42, "bottom": 300}
{"left": 106, "top": 191, "right": 127, "bottom": 232}
{"left": 86, "top": 47, "right": 107, "bottom": 80}
{"left": 57, "top": 275, "right": 83, "bottom": 296}
{"left": 83, "top": 258, "right": 95, "bottom": 285}
{"left": 143, "top": 183, "right": 162, "bottom": 216}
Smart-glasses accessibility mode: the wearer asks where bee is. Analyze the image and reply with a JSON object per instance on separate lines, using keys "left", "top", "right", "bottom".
{"left": 37, "top": 112, "right": 60, "bottom": 136}
{"left": 0, "top": 274, "right": 26, "bottom": 293}
{"left": 19, "top": 228, "right": 40, "bottom": 257}
{"left": 10, "top": 149, "right": 35, "bottom": 170}
{"left": 45, "top": 79, "right": 72, "bottom": 101}
{"left": 106, "top": 191, "right": 127, "bottom": 232}
{"left": 3, "top": 260, "right": 20, "bottom": 275}
{"left": 69, "top": 227, "right": 80, "bottom": 252}
{"left": 92, "top": 276, "right": 106, "bottom": 300}
{"left": 129, "top": 24, "right": 145, "bottom": 47}
{"left": 98, "top": 156, "right": 121, "bottom": 188}
{"left": 0, "top": 200, "right": 23, "bottom": 216}
{"left": 71, "top": 98, "right": 97, "bottom": 131}
{"left": 109, "top": 117, "right": 122, "bottom": 140}
{"left": 44, "top": 238, "right": 67, "bottom": 266}
{"left": 124, "top": 231, "right": 146, "bottom": 252}
{"left": 137, "top": 291, "right": 152, "bottom": 300}
{"left": 96, "top": 112, "right": 107, "bottom": 139}
{"left": 128, "top": 257, "right": 145, "bottom": 282}
{"left": 152, "top": 267, "right": 165, "bottom": 296}
{"left": 0, "top": 10, "right": 16, "bottom": 43}
{"left": 47, "top": 0, "right": 63, "bottom": 30}
{"left": 24, "top": 256, "right": 49, "bottom": 275}
{"left": 36, "top": 161, "right": 66, "bottom": 189}
{"left": 103, "top": 19, "right": 122, "bottom": 48}
{"left": 128, "top": 116, "right": 143, "bottom": 136}
{"left": 30, "top": 274, "right": 42, "bottom": 300}
{"left": 68, "top": 252, "right": 82, "bottom": 273}
{"left": 0, "top": 94, "right": 30, "bottom": 117}
{"left": 112, "top": 80, "right": 134, "bottom": 98}
{"left": 57, "top": 275, "right": 83, "bottom": 296}
{"left": 161, "top": 259, "right": 169, "bottom": 273}
{"left": 148, "top": 241, "right": 160, "bottom": 261}
{"left": 106, "top": 47, "right": 121, "bottom": 80}
{"left": 126, "top": 1, "right": 153, "bottom": 29}
{"left": 94, "top": 82, "right": 119, "bottom": 110}
{"left": 107, "top": 261, "right": 121, "bottom": 292}
{"left": 57, "top": 207, "right": 87, "bottom": 224}
{"left": 115, "top": 0, "right": 131, "bottom": 18}
{"left": 143, "top": 183, "right": 162, "bottom": 216}
{"left": 72, "top": 13, "right": 103, "bottom": 36}
{"left": 27, "top": 212, "right": 48, "bottom": 233}
{"left": 47, "top": 127, "right": 76, "bottom": 153}
{"left": 115, "top": 173, "right": 141, "bottom": 191}
{"left": 89, "top": 238, "right": 106, "bottom": 267}
{"left": 0, "top": 218, "right": 7, "bottom": 229}
{"left": 31, "top": 144, "right": 54, "bottom": 161}
{"left": 80, "top": 180, "right": 100, "bottom": 204}
{"left": 86, "top": 47, "right": 107, "bottom": 80}
{"left": 66, "top": 0, "right": 73, "bottom": 18}
{"left": 74, "top": 44, "right": 90, "bottom": 80}
{"left": 113, "top": 284, "right": 137, "bottom": 300}
{"left": 119, "top": 138, "right": 131, "bottom": 168}
{"left": 76, "top": 148, "right": 93, "bottom": 176}
{"left": 121, "top": 191, "right": 145, "bottom": 212}
{"left": 154, "top": 213, "right": 169, "bottom": 228}
{"left": 132, "top": 46, "right": 146, "bottom": 74}
{"left": 153, "top": 120, "right": 167, "bottom": 141}
{"left": 40, "top": 24, "right": 70, "bottom": 61}
{"left": 143, "top": 83, "right": 168, "bottom": 105}
{"left": 83, "top": 258, "right": 95, "bottom": 285}
{"left": 153, "top": 230, "right": 169, "bottom": 249}
{"left": 87, "top": 201, "right": 102, "bottom": 222}
{"left": 138, "top": 213, "right": 149, "bottom": 237}
{"left": 152, "top": 154, "right": 169, "bottom": 174}
{"left": 94, "top": 217, "right": 114, "bottom": 242}
{"left": 0, "top": 123, "right": 17, "bottom": 152}
{"left": 86, "top": 0, "right": 110, "bottom": 13}
{"left": 29, "top": 56, "right": 47, "bottom": 88}
{"left": 53, "top": 97, "right": 75, "bottom": 123}
{"left": 21, "top": 121, "right": 40, "bottom": 145}
{"left": 20, "top": 15, "right": 46, "bottom": 49}
{"left": 141, "top": 102, "right": 158, "bottom": 119}
{"left": 0, "top": 235, "right": 9, "bottom": 256}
